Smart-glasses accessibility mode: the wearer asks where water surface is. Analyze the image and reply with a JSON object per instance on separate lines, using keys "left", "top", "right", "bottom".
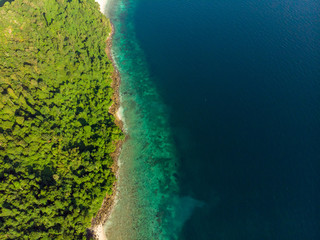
{"left": 104, "top": 0, "right": 320, "bottom": 239}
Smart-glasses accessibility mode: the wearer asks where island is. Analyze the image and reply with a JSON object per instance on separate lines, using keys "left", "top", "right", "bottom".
{"left": 0, "top": 0, "right": 123, "bottom": 239}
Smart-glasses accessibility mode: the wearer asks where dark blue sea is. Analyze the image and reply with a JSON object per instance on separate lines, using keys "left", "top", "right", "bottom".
{"left": 104, "top": 0, "right": 320, "bottom": 239}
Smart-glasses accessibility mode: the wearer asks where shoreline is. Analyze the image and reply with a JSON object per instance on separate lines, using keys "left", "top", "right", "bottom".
{"left": 87, "top": 17, "right": 124, "bottom": 240}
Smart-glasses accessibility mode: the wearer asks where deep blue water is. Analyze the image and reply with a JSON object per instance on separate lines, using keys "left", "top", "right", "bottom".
{"left": 131, "top": 0, "right": 320, "bottom": 239}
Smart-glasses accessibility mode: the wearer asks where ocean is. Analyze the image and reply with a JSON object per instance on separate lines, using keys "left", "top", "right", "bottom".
{"left": 102, "top": 0, "right": 320, "bottom": 239}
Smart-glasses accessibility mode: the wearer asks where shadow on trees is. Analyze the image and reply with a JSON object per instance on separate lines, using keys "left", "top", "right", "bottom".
{"left": 0, "top": 0, "right": 15, "bottom": 7}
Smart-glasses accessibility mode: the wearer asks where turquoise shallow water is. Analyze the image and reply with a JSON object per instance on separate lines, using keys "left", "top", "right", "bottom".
{"left": 102, "top": 0, "right": 200, "bottom": 239}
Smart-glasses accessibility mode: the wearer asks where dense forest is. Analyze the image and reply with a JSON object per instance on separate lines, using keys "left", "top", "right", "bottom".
{"left": 0, "top": 0, "right": 123, "bottom": 239}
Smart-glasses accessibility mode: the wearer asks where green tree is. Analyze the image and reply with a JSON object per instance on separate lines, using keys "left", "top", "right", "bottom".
{"left": 0, "top": 0, "right": 123, "bottom": 239}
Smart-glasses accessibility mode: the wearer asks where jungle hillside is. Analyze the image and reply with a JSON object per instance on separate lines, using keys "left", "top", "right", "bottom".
{"left": 0, "top": 0, "right": 123, "bottom": 239}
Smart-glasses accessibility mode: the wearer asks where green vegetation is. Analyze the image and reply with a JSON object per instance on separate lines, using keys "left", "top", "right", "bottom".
{"left": 0, "top": 0, "right": 123, "bottom": 239}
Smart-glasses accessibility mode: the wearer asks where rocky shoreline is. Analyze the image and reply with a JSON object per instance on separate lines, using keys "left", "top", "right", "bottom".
{"left": 87, "top": 19, "right": 124, "bottom": 240}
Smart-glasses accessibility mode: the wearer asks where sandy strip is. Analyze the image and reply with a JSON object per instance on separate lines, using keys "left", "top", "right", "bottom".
{"left": 95, "top": 0, "right": 108, "bottom": 14}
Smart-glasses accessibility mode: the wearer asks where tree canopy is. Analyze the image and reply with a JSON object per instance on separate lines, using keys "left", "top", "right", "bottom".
{"left": 0, "top": 0, "right": 123, "bottom": 239}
